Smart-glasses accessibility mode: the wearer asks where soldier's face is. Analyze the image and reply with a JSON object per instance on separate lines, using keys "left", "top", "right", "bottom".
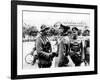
{"left": 43, "top": 30, "right": 49, "bottom": 36}
{"left": 72, "top": 29, "right": 78, "bottom": 35}
{"left": 85, "top": 31, "right": 89, "bottom": 36}
{"left": 68, "top": 33, "right": 71, "bottom": 37}
{"left": 59, "top": 28, "right": 64, "bottom": 34}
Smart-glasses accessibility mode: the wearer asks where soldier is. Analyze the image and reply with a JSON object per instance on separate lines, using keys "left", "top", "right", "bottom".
{"left": 69, "top": 27, "right": 84, "bottom": 66}
{"left": 55, "top": 24, "right": 70, "bottom": 67}
{"left": 83, "top": 29, "right": 90, "bottom": 65}
{"left": 36, "top": 24, "right": 55, "bottom": 68}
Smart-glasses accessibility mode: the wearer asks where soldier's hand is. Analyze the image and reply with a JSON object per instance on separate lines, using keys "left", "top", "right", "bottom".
{"left": 49, "top": 53, "right": 53, "bottom": 58}
{"left": 81, "top": 59, "right": 85, "bottom": 62}
{"left": 52, "top": 52, "right": 58, "bottom": 57}
{"left": 48, "top": 52, "right": 57, "bottom": 60}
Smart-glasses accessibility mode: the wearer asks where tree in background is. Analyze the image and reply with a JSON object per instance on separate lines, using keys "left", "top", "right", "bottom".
{"left": 22, "top": 24, "right": 39, "bottom": 39}
{"left": 27, "top": 26, "right": 39, "bottom": 37}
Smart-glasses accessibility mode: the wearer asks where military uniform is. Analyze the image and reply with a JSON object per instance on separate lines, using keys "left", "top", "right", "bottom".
{"left": 69, "top": 36, "right": 84, "bottom": 66}
{"left": 84, "top": 36, "right": 90, "bottom": 65}
{"left": 36, "top": 35, "right": 52, "bottom": 68}
{"left": 55, "top": 36, "right": 69, "bottom": 67}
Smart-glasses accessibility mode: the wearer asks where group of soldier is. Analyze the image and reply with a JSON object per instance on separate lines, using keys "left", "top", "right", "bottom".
{"left": 32, "top": 23, "right": 90, "bottom": 68}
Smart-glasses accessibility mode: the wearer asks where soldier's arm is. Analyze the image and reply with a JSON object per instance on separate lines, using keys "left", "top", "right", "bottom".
{"left": 65, "top": 37, "right": 70, "bottom": 56}
{"left": 49, "top": 42, "right": 52, "bottom": 53}
{"left": 81, "top": 40, "right": 85, "bottom": 61}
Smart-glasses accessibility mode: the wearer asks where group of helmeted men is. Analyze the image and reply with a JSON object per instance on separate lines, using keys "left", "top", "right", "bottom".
{"left": 35, "top": 23, "right": 90, "bottom": 68}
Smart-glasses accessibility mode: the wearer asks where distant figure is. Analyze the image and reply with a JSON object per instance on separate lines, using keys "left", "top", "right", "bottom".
{"left": 83, "top": 29, "right": 90, "bottom": 65}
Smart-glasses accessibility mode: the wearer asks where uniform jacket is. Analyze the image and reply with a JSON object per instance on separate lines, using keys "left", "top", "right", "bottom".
{"left": 55, "top": 36, "right": 70, "bottom": 67}
{"left": 36, "top": 34, "right": 52, "bottom": 65}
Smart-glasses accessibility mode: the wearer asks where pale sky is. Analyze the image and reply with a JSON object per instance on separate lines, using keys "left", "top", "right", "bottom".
{"left": 23, "top": 11, "right": 90, "bottom": 31}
